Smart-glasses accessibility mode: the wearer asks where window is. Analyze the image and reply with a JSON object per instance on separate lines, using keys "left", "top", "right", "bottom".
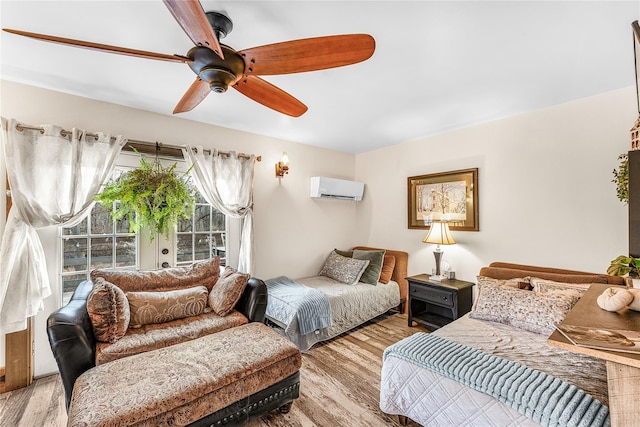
{"left": 176, "top": 191, "right": 227, "bottom": 266}
{"left": 58, "top": 158, "right": 228, "bottom": 304}
{"left": 60, "top": 201, "right": 137, "bottom": 304}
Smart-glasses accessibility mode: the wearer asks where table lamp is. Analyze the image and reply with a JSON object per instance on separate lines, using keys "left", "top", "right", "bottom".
{"left": 423, "top": 221, "right": 456, "bottom": 277}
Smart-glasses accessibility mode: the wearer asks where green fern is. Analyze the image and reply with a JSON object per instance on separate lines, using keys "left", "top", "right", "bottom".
{"left": 95, "top": 157, "right": 196, "bottom": 241}
{"left": 612, "top": 153, "right": 629, "bottom": 204}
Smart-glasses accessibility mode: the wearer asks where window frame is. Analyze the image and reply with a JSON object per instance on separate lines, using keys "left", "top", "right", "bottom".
{"left": 58, "top": 152, "right": 230, "bottom": 304}
{"left": 59, "top": 199, "right": 139, "bottom": 305}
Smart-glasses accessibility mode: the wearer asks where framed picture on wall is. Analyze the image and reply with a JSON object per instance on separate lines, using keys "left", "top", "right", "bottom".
{"left": 407, "top": 168, "right": 478, "bottom": 231}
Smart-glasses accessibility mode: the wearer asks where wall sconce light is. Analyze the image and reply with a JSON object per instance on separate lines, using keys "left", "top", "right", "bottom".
{"left": 275, "top": 152, "right": 289, "bottom": 177}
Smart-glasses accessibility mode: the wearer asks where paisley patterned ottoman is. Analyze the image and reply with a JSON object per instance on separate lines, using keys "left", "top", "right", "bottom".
{"left": 67, "top": 322, "right": 302, "bottom": 426}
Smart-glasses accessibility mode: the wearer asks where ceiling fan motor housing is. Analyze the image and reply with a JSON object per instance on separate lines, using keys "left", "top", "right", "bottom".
{"left": 205, "top": 11, "right": 233, "bottom": 41}
{"left": 187, "top": 45, "right": 244, "bottom": 93}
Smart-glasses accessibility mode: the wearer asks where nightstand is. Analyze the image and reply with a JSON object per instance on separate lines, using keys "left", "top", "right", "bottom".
{"left": 407, "top": 274, "right": 474, "bottom": 330}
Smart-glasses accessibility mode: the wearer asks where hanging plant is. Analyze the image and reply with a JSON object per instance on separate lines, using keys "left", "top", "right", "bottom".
{"left": 95, "top": 156, "right": 195, "bottom": 241}
{"left": 612, "top": 153, "right": 629, "bottom": 204}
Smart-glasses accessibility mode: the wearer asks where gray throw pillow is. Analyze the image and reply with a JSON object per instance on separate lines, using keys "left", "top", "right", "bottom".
{"left": 353, "top": 249, "right": 386, "bottom": 285}
{"left": 319, "top": 251, "right": 369, "bottom": 285}
{"left": 334, "top": 248, "right": 353, "bottom": 258}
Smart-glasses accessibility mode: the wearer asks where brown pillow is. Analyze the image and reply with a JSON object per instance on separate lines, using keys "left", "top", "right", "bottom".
{"left": 86, "top": 278, "right": 130, "bottom": 343}
{"left": 379, "top": 255, "right": 396, "bottom": 284}
{"left": 127, "top": 285, "right": 209, "bottom": 328}
{"left": 208, "top": 267, "right": 250, "bottom": 316}
{"left": 220, "top": 264, "right": 237, "bottom": 280}
{"left": 91, "top": 257, "right": 220, "bottom": 293}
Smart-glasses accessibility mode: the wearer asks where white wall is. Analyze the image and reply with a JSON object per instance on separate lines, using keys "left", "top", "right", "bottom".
{"left": 1, "top": 80, "right": 636, "bottom": 376}
{"left": 355, "top": 87, "right": 635, "bottom": 285}
{"left": 0, "top": 80, "right": 358, "bottom": 375}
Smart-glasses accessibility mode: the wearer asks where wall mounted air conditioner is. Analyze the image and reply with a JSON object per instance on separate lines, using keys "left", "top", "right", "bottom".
{"left": 310, "top": 177, "right": 364, "bottom": 201}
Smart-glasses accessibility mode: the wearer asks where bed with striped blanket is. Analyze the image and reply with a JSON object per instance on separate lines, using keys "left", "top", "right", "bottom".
{"left": 380, "top": 262, "right": 622, "bottom": 427}
{"left": 265, "top": 247, "right": 408, "bottom": 352}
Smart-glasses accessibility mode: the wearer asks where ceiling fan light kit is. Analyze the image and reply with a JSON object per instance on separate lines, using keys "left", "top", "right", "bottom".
{"left": 2, "top": 0, "right": 375, "bottom": 117}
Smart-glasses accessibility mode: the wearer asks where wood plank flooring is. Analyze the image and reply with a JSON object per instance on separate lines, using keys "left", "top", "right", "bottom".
{"left": 0, "top": 313, "right": 426, "bottom": 427}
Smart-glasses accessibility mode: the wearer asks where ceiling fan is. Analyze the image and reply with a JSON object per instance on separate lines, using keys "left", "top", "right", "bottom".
{"left": 3, "top": 0, "right": 375, "bottom": 117}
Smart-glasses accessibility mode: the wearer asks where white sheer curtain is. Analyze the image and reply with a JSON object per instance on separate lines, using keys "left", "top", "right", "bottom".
{"left": 184, "top": 146, "right": 255, "bottom": 274}
{"left": 0, "top": 118, "right": 126, "bottom": 333}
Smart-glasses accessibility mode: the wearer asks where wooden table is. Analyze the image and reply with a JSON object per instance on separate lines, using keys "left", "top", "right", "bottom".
{"left": 548, "top": 283, "right": 640, "bottom": 426}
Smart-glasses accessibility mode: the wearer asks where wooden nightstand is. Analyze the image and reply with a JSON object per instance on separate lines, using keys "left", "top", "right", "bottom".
{"left": 407, "top": 274, "right": 474, "bottom": 330}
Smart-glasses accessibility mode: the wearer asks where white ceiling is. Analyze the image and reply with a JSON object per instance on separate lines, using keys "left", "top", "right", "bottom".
{"left": 1, "top": 1, "right": 639, "bottom": 154}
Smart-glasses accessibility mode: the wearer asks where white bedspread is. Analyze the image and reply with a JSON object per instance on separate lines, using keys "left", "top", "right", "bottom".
{"left": 380, "top": 315, "right": 608, "bottom": 426}
{"left": 267, "top": 275, "right": 400, "bottom": 352}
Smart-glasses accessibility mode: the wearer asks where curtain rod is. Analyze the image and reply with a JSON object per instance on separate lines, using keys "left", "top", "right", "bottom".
{"left": 14, "top": 123, "right": 262, "bottom": 162}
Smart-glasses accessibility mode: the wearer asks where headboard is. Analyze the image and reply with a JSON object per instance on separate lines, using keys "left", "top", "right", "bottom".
{"left": 353, "top": 246, "right": 408, "bottom": 312}
{"left": 479, "top": 262, "right": 626, "bottom": 286}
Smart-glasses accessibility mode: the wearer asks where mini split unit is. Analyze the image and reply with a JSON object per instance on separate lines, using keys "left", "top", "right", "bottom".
{"left": 310, "top": 177, "right": 364, "bottom": 201}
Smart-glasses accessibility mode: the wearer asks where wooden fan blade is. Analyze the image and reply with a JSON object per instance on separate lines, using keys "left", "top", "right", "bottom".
{"left": 233, "top": 76, "right": 307, "bottom": 117}
{"left": 237, "top": 34, "right": 375, "bottom": 76}
{"left": 173, "top": 78, "right": 211, "bottom": 114}
{"left": 2, "top": 28, "right": 190, "bottom": 63}
{"left": 162, "top": 0, "right": 224, "bottom": 59}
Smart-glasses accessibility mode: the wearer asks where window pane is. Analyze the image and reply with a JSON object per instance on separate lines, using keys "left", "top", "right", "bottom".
{"left": 212, "top": 232, "right": 224, "bottom": 252}
{"left": 61, "top": 181, "right": 138, "bottom": 303}
{"left": 91, "top": 202, "right": 113, "bottom": 235}
{"left": 63, "top": 238, "right": 87, "bottom": 272}
{"left": 62, "top": 273, "right": 87, "bottom": 305}
{"left": 177, "top": 216, "right": 192, "bottom": 232}
{"left": 63, "top": 217, "right": 87, "bottom": 236}
{"left": 212, "top": 211, "right": 225, "bottom": 231}
{"left": 115, "top": 204, "right": 132, "bottom": 234}
{"left": 177, "top": 234, "right": 193, "bottom": 263}
{"left": 196, "top": 191, "right": 207, "bottom": 204}
{"left": 115, "top": 237, "right": 136, "bottom": 267}
{"left": 90, "top": 237, "right": 113, "bottom": 270}
{"left": 194, "top": 205, "right": 211, "bottom": 232}
{"left": 194, "top": 233, "right": 210, "bottom": 261}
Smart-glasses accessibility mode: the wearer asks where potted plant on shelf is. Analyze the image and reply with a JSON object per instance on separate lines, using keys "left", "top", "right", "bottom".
{"left": 95, "top": 157, "right": 195, "bottom": 241}
{"left": 607, "top": 255, "right": 640, "bottom": 288}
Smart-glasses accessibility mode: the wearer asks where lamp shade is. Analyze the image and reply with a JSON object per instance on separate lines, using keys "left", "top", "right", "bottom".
{"left": 422, "top": 221, "right": 456, "bottom": 245}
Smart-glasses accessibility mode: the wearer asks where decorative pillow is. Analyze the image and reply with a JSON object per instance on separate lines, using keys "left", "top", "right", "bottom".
{"left": 469, "top": 282, "right": 580, "bottom": 335}
{"left": 319, "top": 251, "right": 370, "bottom": 285}
{"left": 334, "top": 248, "right": 353, "bottom": 258}
{"left": 353, "top": 249, "right": 386, "bottom": 285}
{"left": 208, "top": 267, "right": 250, "bottom": 316}
{"left": 477, "top": 275, "right": 531, "bottom": 290}
{"left": 219, "top": 264, "right": 241, "bottom": 280}
{"left": 530, "top": 277, "right": 591, "bottom": 296}
{"left": 90, "top": 257, "right": 220, "bottom": 293}
{"left": 379, "top": 255, "right": 396, "bottom": 284}
{"left": 127, "top": 285, "right": 209, "bottom": 328}
{"left": 86, "top": 278, "right": 130, "bottom": 343}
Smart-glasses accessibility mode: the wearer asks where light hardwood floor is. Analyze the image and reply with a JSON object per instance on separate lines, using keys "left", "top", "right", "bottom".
{"left": 0, "top": 313, "right": 426, "bottom": 427}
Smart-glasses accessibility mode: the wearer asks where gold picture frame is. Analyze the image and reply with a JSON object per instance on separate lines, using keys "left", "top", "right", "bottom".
{"left": 407, "top": 168, "right": 478, "bottom": 231}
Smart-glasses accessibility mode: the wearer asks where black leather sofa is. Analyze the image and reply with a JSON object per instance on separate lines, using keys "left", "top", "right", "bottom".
{"left": 47, "top": 278, "right": 300, "bottom": 426}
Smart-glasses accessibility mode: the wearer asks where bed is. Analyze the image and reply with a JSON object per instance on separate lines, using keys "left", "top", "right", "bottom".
{"left": 379, "top": 262, "right": 625, "bottom": 427}
{"left": 265, "top": 246, "right": 407, "bottom": 352}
